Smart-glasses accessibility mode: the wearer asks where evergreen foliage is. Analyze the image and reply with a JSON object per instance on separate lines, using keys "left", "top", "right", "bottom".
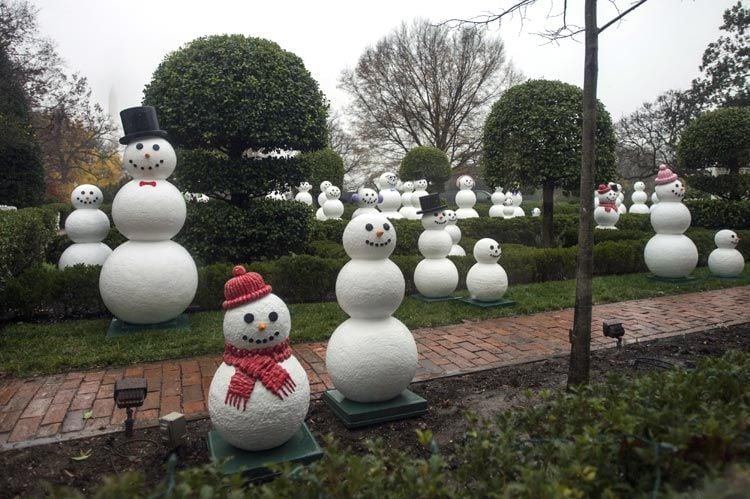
{"left": 399, "top": 146, "right": 452, "bottom": 193}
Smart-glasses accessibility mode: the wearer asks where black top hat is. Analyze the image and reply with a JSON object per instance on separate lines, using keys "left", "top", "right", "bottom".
{"left": 119, "top": 106, "right": 168, "bottom": 145}
{"left": 416, "top": 193, "right": 447, "bottom": 215}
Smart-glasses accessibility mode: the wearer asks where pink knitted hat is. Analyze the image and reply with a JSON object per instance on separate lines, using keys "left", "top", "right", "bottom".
{"left": 222, "top": 265, "right": 272, "bottom": 310}
{"left": 597, "top": 184, "right": 611, "bottom": 194}
{"left": 654, "top": 164, "right": 678, "bottom": 185}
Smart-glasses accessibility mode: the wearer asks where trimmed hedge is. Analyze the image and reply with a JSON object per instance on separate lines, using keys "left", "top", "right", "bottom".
{"left": 0, "top": 207, "right": 57, "bottom": 287}
{"left": 686, "top": 199, "right": 750, "bottom": 229}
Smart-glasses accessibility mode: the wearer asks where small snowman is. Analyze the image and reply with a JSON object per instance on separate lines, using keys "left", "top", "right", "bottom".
{"left": 295, "top": 181, "right": 313, "bottom": 206}
{"left": 351, "top": 187, "right": 382, "bottom": 218}
{"left": 398, "top": 181, "right": 416, "bottom": 219}
{"left": 454, "top": 175, "right": 479, "bottom": 219}
{"left": 531, "top": 207, "right": 541, "bottom": 217}
{"left": 594, "top": 184, "right": 620, "bottom": 230}
{"left": 511, "top": 190, "right": 525, "bottom": 217}
{"left": 629, "top": 181, "right": 650, "bottom": 214}
{"left": 466, "top": 238, "right": 508, "bottom": 302}
{"left": 414, "top": 194, "right": 459, "bottom": 298}
{"left": 377, "top": 172, "right": 403, "bottom": 219}
{"left": 410, "top": 178, "right": 430, "bottom": 220}
{"left": 489, "top": 186, "right": 504, "bottom": 218}
{"left": 58, "top": 184, "right": 112, "bottom": 269}
{"left": 316, "top": 180, "right": 332, "bottom": 221}
{"left": 502, "top": 195, "right": 515, "bottom": 219}
{"left": 444, "top": 209, "right": 466, "bottom": 256}
{"left": 322, "top": 185, "right": 344, "bottom": 220}
{"left": 610, "top": 183, "right": 627, "bottom": 215}
{"left": 208, "top": 266, "right": 310, "bottom": 451}
{"left": 708, "top": 230, "right": 744, "bottom": 278}
{"left": 326, "top": 214, "right": 418, "bottom": 402}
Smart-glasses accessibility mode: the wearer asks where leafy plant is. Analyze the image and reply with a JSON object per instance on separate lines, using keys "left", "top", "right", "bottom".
{"left": 399, "top": 146, "right": 452, "bottom": 192}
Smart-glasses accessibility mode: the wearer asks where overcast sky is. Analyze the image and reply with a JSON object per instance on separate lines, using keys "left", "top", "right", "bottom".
{"left": 32, "top": 0, "right": 732, "bottom": 123}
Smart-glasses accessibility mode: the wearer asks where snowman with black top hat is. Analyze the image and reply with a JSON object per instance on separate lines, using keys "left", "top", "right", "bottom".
{"left": 414, "top": 193, "right": 458, "bottom": 298}
{"left": 99, "top": 106, "right": 198, "bottom": 325}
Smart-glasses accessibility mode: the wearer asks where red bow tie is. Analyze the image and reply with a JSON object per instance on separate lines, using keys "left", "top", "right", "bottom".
{"left": 139, "top": 181, "right": 157, "bottom": 187}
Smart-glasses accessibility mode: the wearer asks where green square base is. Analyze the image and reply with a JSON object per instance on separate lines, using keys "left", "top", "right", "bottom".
{"left": 459, "top": 297, "right": 516, "bottom": 308}
{"left": 647, "top": 274, "right": 700, "bottom": 284}
{"left": 711, "top": 274, "right": 742, "bottom": 280}
{"left": 410, "top": 294, "right": 460, "bottom": 303}
{"left": 322, "top": 389, "right": 428, "bottom": 429}
{"left": 106, "top": 313, "right": 191, "bottom": 338}
{"left": 206, "top": 423, "right": 323, "bottom": 480}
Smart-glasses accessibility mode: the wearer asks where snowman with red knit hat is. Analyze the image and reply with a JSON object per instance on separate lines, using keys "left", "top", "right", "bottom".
{"left": 208, "top": 266, "right": 310, "bottom": 451}
{"left": 594, "top": 183, "right": 620, "bottom": 229}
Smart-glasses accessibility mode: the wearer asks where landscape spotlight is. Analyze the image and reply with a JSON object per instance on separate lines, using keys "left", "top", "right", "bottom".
{"left": 159, "top": 412, "right": 187, "bottom": 450}
{"left": 113, "top": 377, "right": 147, "bottom": 437}
{"left": 603, "top": 320, "right": 625, "bottom": 349}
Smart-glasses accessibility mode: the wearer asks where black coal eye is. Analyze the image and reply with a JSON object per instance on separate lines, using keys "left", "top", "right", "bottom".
{"left": 243, "top": 313, "right": 254, "bottom": 323}
{"left": 136, "top": 143, "right": 143, "bottom": 150}
{"left": 89, "top": 191, "right": 93, "bottom": 195}
{"left": 490, "top": 245, "right": 494, "bottom": 250}
{"left": 269, "top": 312, "right": 278, "bottom": 322}
{"left": 383, "top": 223, "right": 390, "bottom": 230}
{"left": 153, "top": 144, "right": 160, "bottom": 151}
{"left": 365, "top": 223, "right": 373, "bottom": 231}
{"left": 80, "top": 190, "right": 85, "bottom": 194}
{"left": 434, "top": 213, "right": 438, "bottom": 217}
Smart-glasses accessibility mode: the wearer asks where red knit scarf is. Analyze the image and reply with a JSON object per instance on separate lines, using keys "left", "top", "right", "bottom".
{"left": 222, "top": 339, "right": 296, "bottom": 410}
{"left": 599, "top": 201, "right": 617, "bottom": 213}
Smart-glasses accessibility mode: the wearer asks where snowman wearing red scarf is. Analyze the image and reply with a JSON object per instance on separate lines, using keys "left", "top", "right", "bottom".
{"left": 208, "top": 266, "right": 310, "bottom": 451}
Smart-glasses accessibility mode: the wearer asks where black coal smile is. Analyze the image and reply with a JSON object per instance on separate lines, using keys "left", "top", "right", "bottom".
{"left": 365, "top": 238, "right": 392, "bottom": 247}
{"left": 435, "top": 220, "right": 446, "bottom": 225}
{"left": 243, "top": 331, "right": 281, "bottom": 345}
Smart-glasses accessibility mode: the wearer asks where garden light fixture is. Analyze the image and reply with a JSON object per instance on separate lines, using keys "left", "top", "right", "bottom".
{"left": 603, "top": 320, "right": 625, "bottom": 349}
{"left": 113, "top": 377, "right": 147, "bottom": 437}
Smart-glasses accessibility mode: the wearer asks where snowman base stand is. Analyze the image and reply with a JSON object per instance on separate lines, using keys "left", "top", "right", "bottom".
{"left": 106, "top": 313, "right": 191, "bottom": 338}
{"left": 410, "top": 294, "right": 460, "bottom": 303}
{"left": 322, "top": 389, "right": 427, "bottom": 429}
{"left": 207, "top": 423, "right": 322, "bottom": 480}
{"left": 646, "top": 274, "right": 700, "bottom": 284}
{"left": 459, "top": 297, "right": 516, "bottom": 308}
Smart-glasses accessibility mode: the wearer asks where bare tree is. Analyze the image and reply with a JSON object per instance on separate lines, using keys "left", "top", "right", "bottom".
{"left": 327, "top": 110, "right": 375, "bottom": 189}
{"left": 339, "top": 18, "right": 522, "bottom": 171}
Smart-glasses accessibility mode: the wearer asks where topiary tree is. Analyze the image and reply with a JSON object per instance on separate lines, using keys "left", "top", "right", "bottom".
{"left": 482, "top": 79, "right": 616, "bottom": 247}
{"left": 399, "top": 146, "right": 452, "bottom": 193}
{"left": 677, "top": 107, "right": 750, "bottom": 200}
{"left": 296, "top": 148, "right": 345, "bottom": 198}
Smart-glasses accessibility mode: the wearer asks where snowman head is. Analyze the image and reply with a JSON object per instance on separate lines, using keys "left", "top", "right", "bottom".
{"left": 715, "top": 229, "right": 740, "bottom": 249}
{"left": 326, "top": 185, "right": 341, "bottom": 200}
{"left": 634, "top": 181, "right": 645, "bottom": 191}
{"left": 532, "top": 207, "right": 541, "bottom": 216}
{"left": 221, "top": 267, "right": 291, "bottom": 350}
{"left": 444, "top": 209, "right": 458, "bottom": 224}
{"left": 298, "top": 181, "right": 312, "bottom": 192}
{"left": 655, "top": 179, "right": 685, "bottom": 201}
{"left": 122, "top": 137, "right": 176, "bottom": 180}
{"left": 414, "top": 179, "right": 428, "bottom": 191}
{"left": 596, "top": 184, "right": 618, "bottom": 203}
{"left": 503, "top": 196, "right": 514, "bottom": 207}
{"left": 494, "top": 186, "right": 503, "bottom": 193}
{"left": 456, "top": 175, "right": 475, "bottom": 190}
{"left": 354, "top": 187, "right": 380, "bottom": 208}
{"left": 474, "top": 238, "right": 501, "bottom": 263}
{"left": 320, "top": 180, "right": 332, "bottom": 193}
{"left": 402, "top": 181, "right": 414, "bottom": 193}
{"left": 512, "top": 191, "right": 523, "bottom": 205}
{"left": 70, "top": 184, "right": 103, "bottom": 209}
{"left": 379, "top": 172, "right": 398, "bottom": 190}
{"left": 420, "top": 210, "right": 447, "bottom": 230}
{"left": 343, "top": 213, "right": 396, "bottom": 260}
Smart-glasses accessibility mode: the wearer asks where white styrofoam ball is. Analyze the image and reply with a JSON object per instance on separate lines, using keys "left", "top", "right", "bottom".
{"left": 112, "top": 180, "right": 186, "bottom": 241}
{"left": 99, "top": 240, "right": 197, "bottom": 324}
{"left": 420, "top": 211, "right": 449, "bottom": 230}
{"left": 715, "top": 229, "right": 739, "bottom": 249}
{"left": 336, "top": 259, "right": 405, "bottom": 318}
{"left": 208, "top": 357, "right": 310, "bottom": 451}
{"left": 708, "top": 230, "right": 744, "bottom": 277}
{"left": 343, "top": 214, "right": 397, "bottom": 260}
{"left": 414, "top": 258, "right": 458, "bottom": 297}
{"left": 655, "top": 179, "right": 685, "bottom": 202}
{"left": 122, "top": 137, "right": 176, "bottom": 179}
{"left": 325, "top": 185, "right": 341, "bottom": 200}
{"left": 455, "top": 190, "right": 476, "bottom": 208}
{"left": 456, "top": 175, "right": 475, "bottom": 190}
{"left": 355, "top": 188, "right": 379, "bottom": 208}
{"left": 223, "top": 294, "right": 291, "bottom": 349}
{"left": 401, "top": 181, "right": 414, "bottom": 193}
{"left": 644, "top": 234, "right": 698, "bottom": 278}
{"left": 298, "top": 181, "right": 312, "bottom": 192}
{"left": 650, "top": 203, "right": 691, "bottom": 234}
{"left": 70, "top": 184, "right": 104, "bottom": 209}
{"left": 445, "top": 225, "right": 461, "bottom": 245}
{"left": 531, "top": 207, "right": 541, "bottom": 217}
{"left": 444, "top": 209, "right": 457, "bottom": 225}
{"left": 326, "top": 316, "right": 417, "bottom": 403}
{"left": 634, "top": 181, "right": 645, "bottom": 191}
{"left": 413, "top": 179, "right": 428, "bottom": 191}
{"left": 295, "top": 191, "right": 313, "bottom": 205}
{"left": 58, "top": 242, "right": 112, "bottom": 270}
{"left": 467, "top": 263, "right": 508, "bottom": 301}
{"left": 473, "top": 238, "right": 501, "bottom": 264}
{"left": 418, "top": 230, "right": 452, "bottom": 258}
{"left": 65, "top": 209, "right": 110, "bottom": 243}
{"left": 379, "top": 172, "right": 398, "bottom": 190}
{"left": 315, "top": 207, "right": 327, "bottom": 221}
{"left": 322, "top": 199, "right": 344, "bottom": 219}
{"left": 594, "top": 205, "right": 620, "bottom": 229}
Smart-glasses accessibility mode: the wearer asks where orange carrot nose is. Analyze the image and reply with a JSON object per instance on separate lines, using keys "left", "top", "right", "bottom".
{"left": 375, "top": 229, "right": 384, "bottom": 238}
{"left": 258, "top": 322, "right": 267, "bottom": 331}
{"left": 145, "top": 153, "right": 151, "bottom": 159}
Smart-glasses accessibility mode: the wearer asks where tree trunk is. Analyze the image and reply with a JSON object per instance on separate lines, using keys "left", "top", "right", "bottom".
{"left": 542, "top": 181, "right": 555, "bottom": 247}
{"left": 568, "top": 0, "right": 599, "bottom": 388}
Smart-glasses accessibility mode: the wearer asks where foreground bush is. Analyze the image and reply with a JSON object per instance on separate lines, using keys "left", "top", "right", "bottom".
{"left": 0, "top": 207, "right": 57, "bottom": 287}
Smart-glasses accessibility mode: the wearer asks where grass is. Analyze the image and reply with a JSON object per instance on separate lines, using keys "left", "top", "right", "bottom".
{"left": 1, "top": 265, "right": 748, "bottom": 378}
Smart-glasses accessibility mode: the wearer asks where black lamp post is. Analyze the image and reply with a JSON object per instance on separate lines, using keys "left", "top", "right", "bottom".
{"left": 113, "top": 378, "right": 147, "bottom": 437}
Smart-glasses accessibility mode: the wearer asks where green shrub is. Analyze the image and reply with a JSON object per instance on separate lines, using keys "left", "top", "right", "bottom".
{"left": 250, "top": 254, "right": 343, "bottom": 303}
{"left": 194, "top": 263, "right": 235, "bottom": 310}
{"left": 0, "top": 207, "right": 57, "bottom": 287}
{"left": 297, "top": 148, "right": 345, "bottom": 198}
{"left": 686, "top": 199, "right": 750, "bottom": 229}
{"left": 307, "top": 219, "right": 347, "bottom": 245}
{"left": 399, "top": 146, "right": 451, "bottom": 192}
{"left": 306, "top": 240, "right": 347, "bottom": 259}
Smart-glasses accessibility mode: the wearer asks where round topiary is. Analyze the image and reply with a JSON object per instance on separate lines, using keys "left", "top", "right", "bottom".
{"left": 297, "top": 148, "right": 345, "bottom": 196}
{"left": 399, "top": 146, "right": 451, "bottom": 192}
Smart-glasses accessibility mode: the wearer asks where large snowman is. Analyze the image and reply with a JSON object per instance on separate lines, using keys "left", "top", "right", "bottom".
{"left": 489, "top": 186, "right": 504, "bottom": 218}
{"left": 594, "top": 184, "right": 620, "bottom": 230}
{"left": 629, "top": 181, "right": 650, "bottom": 214}
{"left": 377, "top": 172, "right": 402, "bottom": 219}
{"left": 644, "top": 164, "right": 698, "bottom": 278}
{"left": 208, "top": 267, "right": 310, "bottom": 450}
{"left": 326, "top": 214, "right": 418, "bottom": 402}
{"left": 294, "top": 181, "right": 313, "bottom": 206}
{"left": 454, "top": 175, "right": 479, "bottom": 219}
{"left": 414, "top": 194, "right": 459, "bottom": 298}
{"left": 444, "top": 209, "right": 466, "bottom": 257}
{"left": 99, "top": 106, "right": 197, "bottom": 324}
{"left": 708, "top": 230, "right": 744, "bottom": 278}
{"left": 466, "top": 238, "right": 508, "bottom": 302}
{"left": 351, "top": 187, "right": 381, "bottom": 218}
{"left": 58, "top": 184, "right": 112, "bottom": 269}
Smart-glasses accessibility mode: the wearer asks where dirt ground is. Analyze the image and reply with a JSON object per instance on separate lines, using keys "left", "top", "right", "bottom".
{"left": 1, "top": 324, "right": 749, "bottom": 497}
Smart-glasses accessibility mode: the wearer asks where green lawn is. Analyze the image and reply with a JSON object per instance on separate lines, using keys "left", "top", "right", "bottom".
{"left": 1, "top": 266, "right": 748, "bottom": 377}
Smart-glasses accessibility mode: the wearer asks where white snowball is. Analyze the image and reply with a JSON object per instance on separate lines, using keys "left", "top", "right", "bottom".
{"left": 58, "top": 242, "right": 112, "bottom": 270}
{"left": 337, "top": 259, "right": 405, "bottom": 318}
{"left": 414, "top": 258, "right": 458, "bottom": 297}
{"left": 112, "top": 180, "right": 186, "bottom": 241}
{"left": 65, "top": 209, "right": 110, "bottom": 243}
{"left": 222, "top": 294, "right": 291, "bottom": 350}
{"left": 70, "top": 184, "right": 104, "bottom": 209}
{"left": 122, "top": 137, "right": 176, "bottom": 180}
{"left": 644, "top": 234, "right": 698, "bottom": 278}
{"left": 342, "top": 214, "right": 397, "bottom": 260}
{"left": 473, "top": 238, "right": 501, "bottom": 264}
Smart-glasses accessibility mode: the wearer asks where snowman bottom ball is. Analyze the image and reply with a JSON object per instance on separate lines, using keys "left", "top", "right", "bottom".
{"left": 644, "top": 234, "right": 698, "bottom": 279}
{"left": 99, "top": 240, "right": 197, "bottom": 324}
{"left": 708, "top": 250, "right": 745, "bottom": 278}
{"left": 326, "top": 317, "right": 417, "bottom": 403}
{"left": 467, "top": 264, "right": 508, "bottom": 302}
{"left": 208, "top": 357, "right": 310, "bottom": 451}
{"left": 414, "top": 259, "right": 458, "bottom": 298}
{"left": 58, "top": 242, "right": 112, "bottom": 270}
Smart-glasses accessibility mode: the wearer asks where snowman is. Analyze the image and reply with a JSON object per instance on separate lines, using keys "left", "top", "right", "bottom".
{"left": 444, "top": 209, "right": 466, "bottom": 256}
{"left": 511, "top": 190, "right": 525, "bottom": 217}
{"left": 413, "top": 194, "right": 459, "bottom": 298}
{"left": 99, "top": 106, "right": 198, "bottom": 324}
{"left": 208, "top": 266, "right": 310, "bottom": 451}
{"left": 644, "top": 164, "right": 698, "bottom": 278}
{"left": 594, "top": 184, "right": 620, "bottom": 230}
{"left": 454, "top": 175, "right": 479, "bottom": 219}
{"left": 58, "top": 184, "right": 112, "bottom": 270}
{"left": 326, "top": 213, "right": 418, "bottom": 402}
{"left": 489, "top": 186, "right": 504, "bottom": 218}
{"left": 502, "top": 195, "right": 515, "bottom": 219}
{"left": 411, "top": 178, "right": 429, "bottom": 220}
{"left": 466, "top": 238, "right": 508, "bottom": 302}
{"left": 708, "top": 230, "right": 744, "bottom": 278}
{"left": 316, "top": 180, "right": 332, "bottom": 221}
{"left": 610, "top": 183, "right": 627, "bottom": 214}
{"left": 629, "top": 181, "right": 650, "bottom": 214}
{"left": 398, "top": 181, "right": 416, "bottom": 219}
{"left": 322, "top": 185, "right": 344, "bottom": 220}
{"left": 351, "top": 187, "right": 382, "bottom": 218}
{"left": 294, "top": 182, "right": 313, "bottom": 206}
{"left": 650, "top": 191, "right": 659, "bottom": 213}
{"left": 377, "top": 172, "right": 403, "bottom": 219}
{"left": 531, "top": 207, "right": 541, "bottom": 217}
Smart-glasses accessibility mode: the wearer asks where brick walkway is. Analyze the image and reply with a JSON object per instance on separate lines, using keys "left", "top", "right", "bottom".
{"left": 1, "top": 286, "right": 749, "bottom": 450}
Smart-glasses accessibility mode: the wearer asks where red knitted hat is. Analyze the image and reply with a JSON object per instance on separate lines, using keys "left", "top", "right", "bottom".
{"left": 654, "top": 164, "right": 678, "bottom": 185}
{"left": 222, "top": 265, "right": 272, "bottom": 310}
{"left": 597, "top": 184, "right": 611, "bottom": 194}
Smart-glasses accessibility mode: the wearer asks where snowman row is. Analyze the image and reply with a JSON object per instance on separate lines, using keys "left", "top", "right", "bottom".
{"left": 489, "top": 187, "right": 525, "bottom": 219}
